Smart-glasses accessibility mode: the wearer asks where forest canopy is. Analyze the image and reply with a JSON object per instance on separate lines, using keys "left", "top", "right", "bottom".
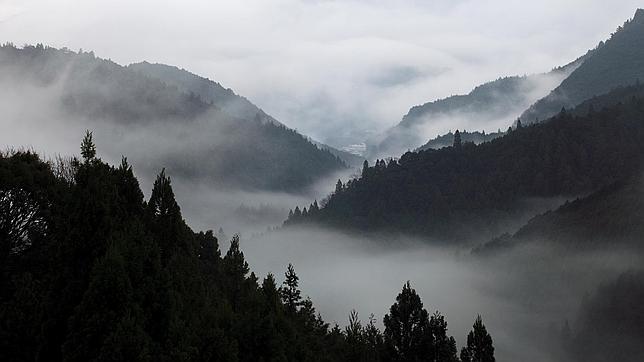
{"left": 0, "top": 135, "right": 492, "bottom": 361}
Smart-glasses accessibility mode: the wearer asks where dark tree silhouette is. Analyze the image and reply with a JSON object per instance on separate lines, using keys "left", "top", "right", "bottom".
{"left": 453, "top": 130, "right": 462, "bottom": 149}
{"left": 80, "top": 130, "right": 96, "bottom": 161}
{"left": 281, "top": 263, "right": 302, "bottom": 313}
{"left": 461, "top": 315, "right": 495, "bottom": 362}
{"left": 383, "top": 281, "right": 433, "bottom": 360}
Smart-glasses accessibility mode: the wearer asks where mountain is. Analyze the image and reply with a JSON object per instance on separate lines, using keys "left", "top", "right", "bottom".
{"left": 520, "top": 9, "right": 644, "bottom": 123}
{"left": 367, "top": 63, "right": 580, "bottom": 159}
{"left": 287, "top": 85, "right": 644, "bottom": 243}
{"left": 0, "top": 44, "right": 347, "bottom": 191}
{"left": 128, "top": 61, "right": 284, "bottom": 126}
{"left": 128, "top": 62, "right": 364, "bottom": 167}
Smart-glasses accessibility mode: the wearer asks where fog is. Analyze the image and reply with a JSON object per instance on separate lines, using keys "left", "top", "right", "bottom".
{"left": 1, "top": 0, "right": 641, "bottom": 150}
{"left": 3, "top": 4, "right": 644, "bottom": 359}
{"left": 235, "top": 225, "right": 643, "bottom": 362}
{"left": 3, "top": 76, "right": 642, "bottom": 362}
{"left": 367, "top": 66, "right": 579, "bottom": 159}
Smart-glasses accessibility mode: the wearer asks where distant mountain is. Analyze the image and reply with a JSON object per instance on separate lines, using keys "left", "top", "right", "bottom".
{"left": 416, "top": 130, "right": 505, "bottom": 151}
{"left": 128, "top": 61, "right": 282, "bottom": 126}
{"left": 288, "top": 85, "right": 644, "bottom": 243}
{"left": 0, "top": 44, "right": 347, "bottom": 191}
{"left": 368, "top": 63, "right": 580, "bottom": 159}
{"left": 128, "top": 62, "right": 364, "bottom": 167}
{"left": 520, "top": 8, "right": 644, "bottom": 123}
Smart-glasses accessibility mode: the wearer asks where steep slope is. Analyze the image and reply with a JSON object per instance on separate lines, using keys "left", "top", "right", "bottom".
{"left": 0, "top": 44, "right": 346, "bottom": 191}
{"left": 520, "top": 9, "right": 644, "bottom": 123}
{"left": 128, "top": 61, "right": 283, "bottom": 126}
{"left": 128, "top": 62, "right": 364, "bottom": 167}
{"left": 368, "top": 64, "right": 579, "bottom": 159}
{"left": 288, "top": 87, "right": 644, "bottom": 243}
{"left": 476, "top": 175, "right": 644, "bottom": 254}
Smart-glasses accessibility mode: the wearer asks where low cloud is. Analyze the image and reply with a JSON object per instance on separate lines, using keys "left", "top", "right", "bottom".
{"left": 1, "top": 0, "right": 641, "bottom": 149}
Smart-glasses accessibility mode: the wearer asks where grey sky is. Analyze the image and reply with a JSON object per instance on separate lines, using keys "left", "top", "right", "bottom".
{"left": 1, "top": 0, "right": 641, "bottom": 148}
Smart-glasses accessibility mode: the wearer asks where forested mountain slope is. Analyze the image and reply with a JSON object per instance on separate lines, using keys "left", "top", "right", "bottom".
{"left": 476, "top": 174, "right": 644, "bottom": 254}
{"left": 128, "top": 62, "right": 364, "bottom": 167}
{"left": 368, "top": 63, "right": 579, "bottom": 158}
{"left": 0, "top": 44, "right": 346, "bottom": 191}
{"left": 520, "top": 9, "right": 644, "bottom": 123}
{"left": 288, "top": 87, "right": 644, "bottom": 243}
{"left": 416, "top": 130, "right": 505, "bottom": 151}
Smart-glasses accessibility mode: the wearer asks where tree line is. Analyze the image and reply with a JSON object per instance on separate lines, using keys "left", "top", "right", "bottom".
{"left": 0, "top": 132, "right": 494, "bottom": 361}
{"left": 287, "top": 88, "right": 644, "bottom": 243}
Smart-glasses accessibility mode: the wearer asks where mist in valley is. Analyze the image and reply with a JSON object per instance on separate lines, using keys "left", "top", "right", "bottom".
{"left": 3, "top": 3, "right": 644, "bottom": 361}
{"left": 3, "top": 72, "right": 641, "bottom": 361}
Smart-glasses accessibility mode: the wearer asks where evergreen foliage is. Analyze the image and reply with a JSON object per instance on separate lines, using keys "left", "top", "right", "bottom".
{"left": 460, "top": 316, "right": 495, "bottom": 362}
{"left": 0, "top": 136, "right": 494, "bottom": 361}
{"left": 288, "top": 86, "right": 644, "bottom": 242}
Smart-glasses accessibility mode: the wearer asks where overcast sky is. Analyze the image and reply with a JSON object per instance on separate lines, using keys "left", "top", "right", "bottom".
{"left": 1, "top": 0, "right": 641, "bottom": 148}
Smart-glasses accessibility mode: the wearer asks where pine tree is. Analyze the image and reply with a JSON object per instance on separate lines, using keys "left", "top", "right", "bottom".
{"left": 335, "top": 179, "right": 343, "bottom": 193}
{"left": 461, "top": 315, "right": 495, "bottom": 362}
{"left": 430, "top": 311, "right": 459, "bottom": 362}
{"left": 453, "top": 130, "right": 462, "bottom": 149}
{"left": 383, "top": 281, "right": 433, "bottom": 360}
{"left": 280, "top": 263, "right": 302, "bottom": 313}
{"left": 362, "top": 160, "right": 369, "bottom": 178}
{"left": 148, "top": 168, "right": 181, "bottom": 219}
{"left": 80, "top": 130, "right": 96, "bottom": 161}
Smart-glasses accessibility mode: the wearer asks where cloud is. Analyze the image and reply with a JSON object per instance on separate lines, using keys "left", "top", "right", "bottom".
{"left": 0, "top": 0, "right": 641, "bottom": 148}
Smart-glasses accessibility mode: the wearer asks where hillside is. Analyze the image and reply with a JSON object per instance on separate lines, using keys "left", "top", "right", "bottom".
{"left": 128, "top": 62, "right": 364, "bottom": 167}
{"left": 520, "top": 9, "right": 644, "bottom": 123}
{"left": 0, "top": 44, "right": 346, "bottom": 191}
{"left": 0, "top": 145, "right": 491, "bottom": 361}
{"left": 417, "top": 130, "right": 505, "bottom": 151}
{"left": 288, "top": 86, "right": 644, "bottom": 242}
{"left": 476, "top": 174, "right": 644, "bottom": 254}
{"left": 368, "top": 64, "right": 579, "bottom": 158}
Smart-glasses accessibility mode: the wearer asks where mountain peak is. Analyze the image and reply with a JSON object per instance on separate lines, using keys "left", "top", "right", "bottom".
{"left": 634, "top": 8, "right": 644, "bottom": 23}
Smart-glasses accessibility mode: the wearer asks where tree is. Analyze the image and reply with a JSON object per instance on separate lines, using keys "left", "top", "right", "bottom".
{"left": 362, "top": 160, "right": 369, "bottom": 178}
{"left": 460, "top": 315, "right": 495, "bottom": 362}
{"left": 383, "top": 281, "right": 433, "bottom": 361}
{"left": 148, "top": 168, "right": 181, "bottom": 220}
{"left": 335, "top": 179, "right": 344, "bottom": 193}
{"left": 516, "top": 118, "right": 523, "bottom": 129}
{"left": 430, "top": 311, "right": 459, "bottom": 362}
{"left": 453, "top": 130, "right": 462, "bottom": 149}
{"left": 281, "top": 263, "right": 302, "bottom": 313}
{"left": 80, "top": 130, "right": 96, "bottom": 161}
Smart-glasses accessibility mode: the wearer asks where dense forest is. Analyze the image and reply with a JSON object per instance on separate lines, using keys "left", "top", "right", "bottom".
{"left": 287, "top": 85, "right": 644, "bottom": 243}
{"left": 521, "top": 9, "right": 644, "bottom": 123}
{"left": 416, "top": 130, "right": 505, "bottom": 152}
{"left": 0, "top": 135, "right": 494, "bottom": 361}
{"left": 0, "top": 43, "right": 348, "bottom": 191}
